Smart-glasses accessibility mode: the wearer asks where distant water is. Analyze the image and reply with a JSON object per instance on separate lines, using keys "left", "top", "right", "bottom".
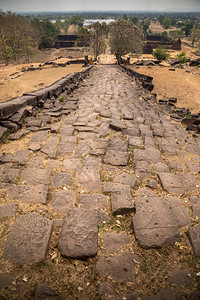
{"left": 83, "top": 19, "right": 115, "bottom": 26}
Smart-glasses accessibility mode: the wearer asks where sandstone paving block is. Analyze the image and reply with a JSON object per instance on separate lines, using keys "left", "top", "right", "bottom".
{"left": 3, "top": 213, "right": 52, "bottom": 264}
{"left": 103, "top": 149, "right": 129, "bottom": 166}
{"left": 139, "top": 124, "right": 153, "bottom": 136}
{"left": 113, "top": 172, "right": 137, "bottom": 188}
{"left": 98, "top": 282, "right": 115, "bottom": 297}
{"left": 30, "top": 131, "right": 48, "bottom": 144}
{"left": 9, "top": 129, "right": 30, "bottom": 140}
{"left": 109, "top": 120, "right": 126, "bottom": 131}
{"left": 167, "top": 269, "right": 193, "bottom": 286}
{"left": 21, "top": 168, "right": 51, "bottom": 185}
{"left": 35, "top": 284, "right": 62, "bottom": 300}
{"left": 190, "top": 197, "right": 200, "bottom": 219}
{"left": 74, "top": 143, "right": 91, "bottom": 157}
{"left": 58, "top": 208, "right": 98, "bottom": 258}
{"left": 7, "top": 184, "right": 48, "bottom": 204}
{"left": 26, "top": 156, "right": 45, "bottom": 168}
{"left": 135, "top": 160, "right": 151, "bottom": 180}
{"left": 0, "top": 150, "right": 30, "bottom": 165}
{"left": 151, "top": 123, "right": 165, "bottom": 137}
{"left": 0, "top": 203, "right": 18, "bottom": 218}
{"left": 103, "top": 182, "right": 131, "bottom": 193}
{"left": 0, "top": 167, "right": 20, "bottom": 183}
{"left": 57, "top": 141, "right": 76, "bottom": 157}
{"left": 101, "top": 232, "right": 131, "bottom": 254}
{"left": 60, "top": 125, "right": 74, "bottom": 137}
{"left": 128, "top": 136, "right": 144, "bottom": 148}
{"left": 158, "top": 173, "right": 184, "bottom": 196}
{"left": 133, "top": 148, "right": 162, "bottom": 164}
{"left": 164, "top": 195, "right": 191, "bottom": 227}
{"left": 132, "top": 197, "right": 180, "bottom": 248}
{"left": 50, "top": 172, "right": 72, "bottom": 188}
{"left": 79, "top": 194, "right": 109, "bottom": 211}
{"left": 62, "top": 158, "right": 81, "bottom": 173}
{"left": 188, "top": 224, "right": 200, "bottom": 257}
{"left": 177, "top": 172, "right": 198, "bottom": 191}
{"left": 96, "top": 252, "right": 137, "bottom": 283}
{"left": 41, "top": 138, "right": 58, "bottom": 159}
{"left": 51, "top": 190, "right": 76, "bottom": 214}
{"left": 111, "top": 188, "right": 135, "bottom": 215}
{"left": 76, "top": 165, "right": 102, "bottom": 192}
{"left": 168, "top": 161, "right": 184, "bottom": 172}
{"left": 28, "top": 143, "right": 41, "bottom": 151}
{"left": 153, "top": 162, "right": 170, "bottom": 173}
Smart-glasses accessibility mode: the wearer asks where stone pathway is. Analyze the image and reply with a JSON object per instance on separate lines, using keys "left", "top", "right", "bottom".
{"left": 0, "top": 65, "right": 200, "bottom": 299}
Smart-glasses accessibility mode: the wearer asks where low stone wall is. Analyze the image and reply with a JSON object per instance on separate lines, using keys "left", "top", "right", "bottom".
{"left": 0, "top": 66, "right": 93, "bottom": 140}
{"left": 121, "top": 65, "right": 154, "bottom": 92}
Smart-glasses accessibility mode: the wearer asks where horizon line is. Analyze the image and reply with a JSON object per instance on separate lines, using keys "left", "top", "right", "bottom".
{"left": 10, "top": 10, "right": 200, "bottom": 14}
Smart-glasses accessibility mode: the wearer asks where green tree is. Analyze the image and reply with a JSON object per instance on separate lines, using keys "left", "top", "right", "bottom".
{"left": 181, "top": 22, "right": 193, "bottom": 37}
{"left": 90, "top": 22, "right": 107, "bottom": 61}
{"left": 177, "top": 51, "right": 187, "bottom": 66}
{"left": 77, "top": 27, "right": 91, "bottom": 47}
{"left": 109, "top": 19, "right": 143, "bottom": 64}
{"left": 190, "top": 26, "right": 200, "bottom": 46}
{"left": 162, "top": 18, "right": 172, "bottom": 29}
{"left": 153, "top": 46, "right": 170, "bottom": 61}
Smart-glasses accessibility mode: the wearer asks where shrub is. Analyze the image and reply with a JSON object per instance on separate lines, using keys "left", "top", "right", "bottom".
{"left": 177, "top": 51, "right": 187, "bottom": 66}
{"left": 153, "top": 46, "right": 170, "bottom": 61}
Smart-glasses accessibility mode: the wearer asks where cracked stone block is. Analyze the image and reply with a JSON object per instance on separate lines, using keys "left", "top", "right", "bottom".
{"left": 167, "top": 269, "right": 193, "bottom": 287}
{"left": 21, "top": 168, "right": 51, "bottom": 185}
{"left": 0, "top": 167, "right": 20, "bottom": 183}
{"left": 51, "top": 172, "right": 72, "bottom": 188}
{"left": 51, "top": 190, "right": 76, "bottom": 214}
{"left": 0, "top": 150, "right": 30, "bottom": 165}
{"left": 128, "top": 136, "right": 144, "bottom": 148}
{"left": 41, "top": 138, "right": 58, "bottom": 159}
{"left": 158, "top": 173, "right": 184, "bottom": 196}
{"left": 3, "top": 213, "right": 52, "bottom": 264}
{"left": 58, "top": 208, "right": 98, "bottom": 258}
{"left": 101, "top": 232, "right": 131, "bottom": 254}
{"left": 76, "top": 166, "right": 102, "bottom": 192}
{"left": 188, "top": 224, "right": 200, "bottom": 257}
{"left": 135, "top": 160, "right": 151, "bottom": 180}
{"left": 7, "top": 184, "right": 48, "bottom": 204}
{"left": 103, "top": 149, "right": 129, "bottom": 166}
{"left": 113, "top": 172, "right": 137, "bottom": 188}
{"left": 111, "top": 188, "right": 135, "bottom": 215}
{"left": 96, "top": 252, "right": 137, "bottom": 283}
{"left": 132, "top": 197, "right": 180, "bottom": 248}
{"left": 79, "top": 194, "right": 109, "bottom": 211}
{"left": 35, "top": 284, "right": 62, "bottom": 300}
{"left": 62, "top": 158, "right": 81, "bottom": 173}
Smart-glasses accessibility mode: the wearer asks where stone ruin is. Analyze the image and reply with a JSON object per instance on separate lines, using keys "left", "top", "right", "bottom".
{"left": 143, "top": 35, "right": 182, "bottom": 54}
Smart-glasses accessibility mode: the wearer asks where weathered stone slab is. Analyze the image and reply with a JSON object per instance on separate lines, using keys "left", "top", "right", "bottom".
{"left": 58, "top": 208, "right": 98, "bottom": 258}
{"left": 168, "top": 161, "right": 184, "bottom": 172}
{"left": 133, "top": 148, "right": 161, "bottom": 164}
{"left": 51, "top": 172, "right": 72, "bottom": 188}
{"left": 101, "top": 233, "right": 131, "bottom": 254}
{"left": 0, "top": 150, "right": 30, "bottom": 165}
{"left": 0, "top": 203, "right": 18, "bottom": 218}
{"left": 139, "top": 124, "right": 152, "bottom": 136}
{"left": 9, "top": 129, "right": 30, "bottom": 140}
{"left": 158, "top": 140, "right": 178, "bottom": 155}
{"left": 103, "top": 149, "right": 129, "bottom": 166}
{"left": 111, "top": 188, "right": 134, "bottom": 215}
{"left": 79, "top": 194, "right": 109, "bottom": 211}
{"left": 153, "top": 162, "right": 170, "bottom": 173}
{"left": 26, "top": 119, "right": 42, "bottom": 128}
{"left": 28, "top": 143, "right": 41, "bottom": 151}
{"left": 188, "top": 224, "right": 200, "bottom": 257}
{"left": 109, "top": 120, "right": 126, "bottom": 131}
{"left": 21, "top": 168, "right": 51, "bottom": 185}
{"left": 60, "top": 125, "right": 74, "bottom": 137}
{"left": 135, "top": 161, "right": 151, "bottom": 180}
{"left": 41, "top": 138, "right": 58, "bottom": 158}
{"left": 35, "top": 284, "right": 62, "bottom": 300}
{"left": 113, "top": 172, "right": 137, "bottom": 188}
{"left": 190, "top": 197, "right": 200, "bottom": 219}
{"left": 51, "top": 190, "right": 76, "bottom": 214}
{"left": 7, "top": 184, "right": 48, "bottom": 204}
{"left": 98, "top": 282, "right": 115, "bottom": 297}
{"left": 167, "top": 269, "right": 193, "bottom": 286}
{"left": 158, "top": 173, "right": 184, "bottom": 195}
{"left": 0, "top": 167, "right": 20, "bottom": 183}
{"left": 76, "top": 166, "right": 102, "bottom": 192}
{"left": 96, "top": 252, "right": 137, "bottom": 283}
{"left": 26, "top": 156, "right": 45, "bottom": 168}
{"left": 3, "top": 213, "right": 52, "bottom": 264}
{"left": 177, "top": 172, "right": 198, "bottom": 191}
{"left": 128, "top": 136, "right": 144, "bottom": 148}
{"left": 151, "top": 123, "right": 165, "bottom": 137}
{"left": 132, "top": 197, "right": 180, "bottom": 248}
{"left": 164, "top": 195, "right": 191, "bottom": 227}
{"left": 141, "top": 288, "right": 186, "bottom": 300}
{"left": 30, "top": 131, "right": 48, "bottom": 144}
{"left": 98, "top": 123, "right": 111, "bottom": 137}
{"left": 103, "top": 182, "right": 130, "bottom": 193}
{"left": 62, "top": 158, "right": 81, "bottom": 173}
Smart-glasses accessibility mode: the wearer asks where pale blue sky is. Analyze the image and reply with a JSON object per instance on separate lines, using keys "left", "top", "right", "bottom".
{"left": 0, "top": 0, "right": 200, "bottom": 12}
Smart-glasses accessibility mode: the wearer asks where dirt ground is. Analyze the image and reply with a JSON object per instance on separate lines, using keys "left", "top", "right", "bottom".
{"left": 130, "top": 64, "right": 200, "bottom": 114}
{"left": 0, "top": 48, "right": 90, "bottom": 102}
